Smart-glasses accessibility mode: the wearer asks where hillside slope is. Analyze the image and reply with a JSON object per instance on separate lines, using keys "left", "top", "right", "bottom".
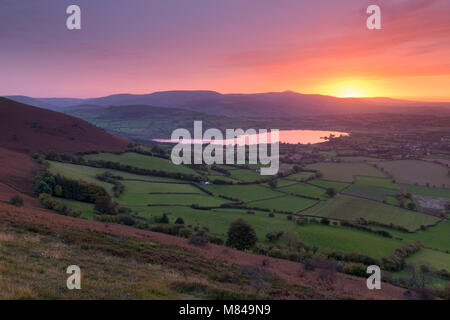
{"left": 0, "top": 98, "right": 129, "bottom": 154}
{"left": 0, "top": 201, "right": 406, "bottom": 300}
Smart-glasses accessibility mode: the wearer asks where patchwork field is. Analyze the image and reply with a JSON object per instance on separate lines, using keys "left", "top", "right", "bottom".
{"left": 377, "top": 160, "right": 450, "bottom": 187}
{"left": 302, "top": 195, "right": 439, "bottom": 231}
{"left": 305, "top": 163, "right": 387, "bottom": 182}
{"left": 43, "top": 149, "right": 449, "bottom": 280}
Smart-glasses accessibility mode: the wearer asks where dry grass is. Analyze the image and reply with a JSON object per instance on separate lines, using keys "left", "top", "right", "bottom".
{"left": 0, "top": 219, "right": 315, "bottom": 300}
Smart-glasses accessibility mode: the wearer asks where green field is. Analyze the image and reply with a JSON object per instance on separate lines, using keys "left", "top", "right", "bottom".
{"left": 354, "top": 176, "right": 400, "bottom": 190}
{"left": 249, "top": 195, "right": 318, "bottom": 212}
{"left": 307, "top": 179, "right": 349, "bottom": 192}
{"left": 227, "top": 168, "right": 265, "bottom": 182}
{"left": 372, "top": 221, "right": 450, "bottom": 252}
{"left": 296, "top": 224, "right": 403, "bottom": 259}
{"left": 121, "top": 180, "right": 199, "bottom": 194}
{"left": 137, "top": 206, "right": 402, "bottom": 258}
{"left": 377, "top": 160, "right": 450, "bottom": 187}
{"left": 139, "top": 206, "right": 299, "bottom": 241}
{"left": 46, "top": 150, "right": 450, "bottom": 272}
{"left": 279, "top": 183, "right": 327, "bottom": 199}
{"left": 203, "top": 184, "right": 283, "bottom": 202}
{"left": 48, "top": 161, "right": 116, "bottom": 194}
{"left": 342, "top": 184, "right": 399, "bottom": 202}
{"left": 121, "top": 193, "right": 228, "bottom": 207}
{"left": 403, "top": 184, "right": 450, "bottom": 198}
{"left": 285, "top": 172, "right": 316, "bottom": 181}
{"left": 305, "top": 163, "right": 387, "bottom": 182}
{"left": 405, "top": 249, "right": 450, "bottom": 272}
{"left": 302, "top": 195, "right": 439, "bottom": 231}
{"left": 59, "top": 198, "right": 97, "bottom": 219}
{"left": 84, "top": 152, "right": 200, "bottom": 176}
{"left": 272, "top": 179, "right": 298, "bottom": 187}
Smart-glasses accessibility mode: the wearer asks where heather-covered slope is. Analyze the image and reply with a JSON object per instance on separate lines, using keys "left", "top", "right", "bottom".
{"left": 0, "top": 98, "right": 129, "bottom": 154}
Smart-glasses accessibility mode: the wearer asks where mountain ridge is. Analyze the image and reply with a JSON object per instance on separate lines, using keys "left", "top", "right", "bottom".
{"left": 4, "top": 90, "right": 450, "bottom": 118}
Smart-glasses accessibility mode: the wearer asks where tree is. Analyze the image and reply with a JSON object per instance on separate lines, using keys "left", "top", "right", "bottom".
{"left": 226, "top": 219, "right": 257, "bottom": 250}
{"left": 326, "top": 187, "right": 336, "bottom": 198}
{"left": 54, "top": 185, "right": 63, "bottom": 197}
{"left": 34, "top": 180, "right": 52, "bottom": 195}
{"left": 94, "top": 195, "right": 117, "bottom": 215}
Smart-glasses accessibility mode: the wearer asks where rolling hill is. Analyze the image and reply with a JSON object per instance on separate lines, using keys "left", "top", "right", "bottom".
{"left": 5, "top": 91, "right": 450, "bottom": 118}
{"left": 0, "top": 97, "right": 129, "bottom": 154}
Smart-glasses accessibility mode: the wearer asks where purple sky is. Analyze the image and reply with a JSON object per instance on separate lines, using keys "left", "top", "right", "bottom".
{"left": 1, "top": 0, "right": 449, "bottom": 100}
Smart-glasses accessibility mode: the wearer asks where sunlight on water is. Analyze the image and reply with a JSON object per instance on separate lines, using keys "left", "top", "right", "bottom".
{"left": 154, "top": 130, "right": 349, "bottom": 145}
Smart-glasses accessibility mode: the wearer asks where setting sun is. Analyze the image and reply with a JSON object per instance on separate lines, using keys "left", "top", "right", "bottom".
{"left": 316, "top": 80, "right": 376, "bottom": 98}
{"left": 335, "top": 86, "right": 365, "bottom": 98}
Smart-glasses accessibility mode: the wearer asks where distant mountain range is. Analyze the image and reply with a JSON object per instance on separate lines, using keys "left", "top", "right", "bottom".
{"left": 5, "top": 91, "right": 450, "bottom": 118}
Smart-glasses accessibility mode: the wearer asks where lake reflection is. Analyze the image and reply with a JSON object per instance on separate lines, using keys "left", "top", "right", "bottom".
{"left": 154, "top": 130, "right": 349, "bottom": 145}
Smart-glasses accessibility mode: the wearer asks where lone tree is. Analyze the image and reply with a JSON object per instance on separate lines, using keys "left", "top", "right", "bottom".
{"left": 326, "top": 187, "right": 336, "bottom": 198}
{"left": 226, "top": 219, "right": 257, "bottom": 251}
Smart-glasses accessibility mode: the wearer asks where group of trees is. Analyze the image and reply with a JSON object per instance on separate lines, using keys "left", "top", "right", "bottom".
{"left": 96, "top": 172, "right": 125, "bottom": 198}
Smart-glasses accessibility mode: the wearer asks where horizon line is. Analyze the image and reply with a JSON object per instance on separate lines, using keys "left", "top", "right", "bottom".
{"left": 2, "top": 90, "right": 450, "bottom": 104}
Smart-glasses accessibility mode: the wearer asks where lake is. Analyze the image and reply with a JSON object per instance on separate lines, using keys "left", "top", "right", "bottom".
{"left": 154, "top": 129, "right": 349, "bottom": 145}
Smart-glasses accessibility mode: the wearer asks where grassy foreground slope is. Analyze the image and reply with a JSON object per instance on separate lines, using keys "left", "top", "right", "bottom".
{"left": 0, "top": 203, "right": 407, "bottom": 300}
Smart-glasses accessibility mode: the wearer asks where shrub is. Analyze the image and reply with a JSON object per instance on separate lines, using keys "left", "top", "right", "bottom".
{"left": 8, "top": 195, "right": 24, "bottom": 207}
{"left": 117, "top": 214, "right": 136, "bottom": 226}
{"left": 154, "top": 213, "right": 170, "bottom": 224}
{"left": 175, "top": 217, "right": 185, "bottom": 225}
{"left": 179, "top": 228, "right": 193, "bottom": 238}
{"left": 189, "top": 235, "right": 208, "bottom": 247}
{"left": 226, "top": 219, "right": 258, "bottom": 251}
{"left": 343, "top": 263, "right": 367, "bottom": 277}
{"left": 265, "top": 231, "right": 283, "bottom": 242}
{"left": 94, "top": 195, "right": 117, "bottom": 215}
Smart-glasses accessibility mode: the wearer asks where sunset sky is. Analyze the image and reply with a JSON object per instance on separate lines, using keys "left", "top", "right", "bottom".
{"left": 1, "top": 0, "right": 449, "bottom": 100}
